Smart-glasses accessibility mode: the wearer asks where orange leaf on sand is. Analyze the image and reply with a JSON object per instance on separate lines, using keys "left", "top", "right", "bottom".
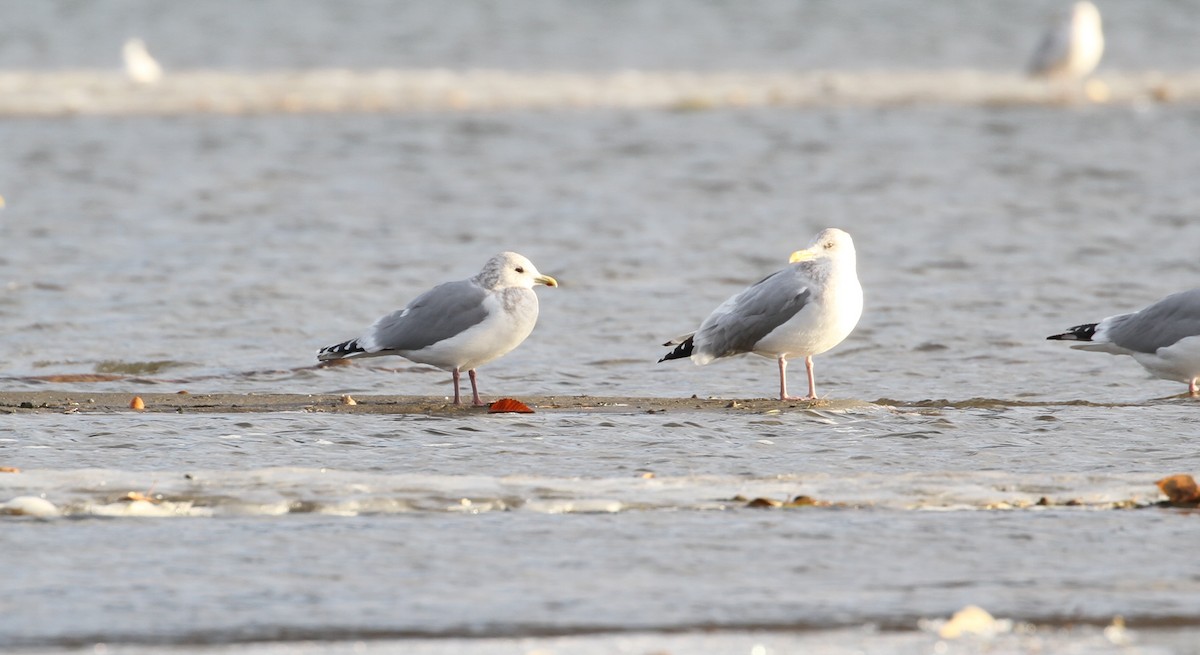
{"left": 488, "top": 398, "right": 534, "bottom": 414}
{"left": 1156, "top": 474, "right": 1200, "bottom": 506}
{"left": 130, "top": 396, "right": 145, "bottom": 410}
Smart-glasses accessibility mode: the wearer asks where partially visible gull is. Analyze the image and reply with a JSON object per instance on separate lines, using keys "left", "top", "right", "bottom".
{"left": 1028, "top": 1, "right": 1104, "bottom": 80}
{"left": 123, "top": 38, "right": 163, "bottom": 85}
{"left": 319, "top": 252, "right": 558, "bottom": 406}
{"left": 1048, "top": 288, "right": 1200, "bottom": 396}
{"left": 659, "top": 228, "right": 863, "bottom": 401}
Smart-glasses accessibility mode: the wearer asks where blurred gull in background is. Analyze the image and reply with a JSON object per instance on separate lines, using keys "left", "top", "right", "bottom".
{"left": 1028, "top": 1, "right": 1104, "bottom": 80}
{"left": 123, "top": 38, "right": 163, "bottom": 84}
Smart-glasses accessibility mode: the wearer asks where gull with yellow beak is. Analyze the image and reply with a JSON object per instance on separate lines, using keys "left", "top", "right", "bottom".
{"left": 319, "top": 252, "right": 558, "bottom": 406}
{"left": 660, "top": 228, "right": 863, "bottom": 400}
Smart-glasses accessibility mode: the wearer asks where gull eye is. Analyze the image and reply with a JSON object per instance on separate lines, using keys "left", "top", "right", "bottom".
{"left": 823, "top": 242, "right": 834, "bottom": 250}
{"left": 515, "top": 266, "right": 525, "bottom": 273}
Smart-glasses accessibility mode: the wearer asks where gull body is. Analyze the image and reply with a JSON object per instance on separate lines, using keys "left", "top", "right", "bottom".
{"left": 1029, "top": 1, "right": 1104, "bottom": 80}
{"left": 123, "top": 38, "right": 163, "bottom": 84}
{"left": 1047, "top": 288, "right": 1200, "bottom": 396}
{"left": 660, "top": 228, "right": 862, "bottom": 401}
{"left": 318, "top": 252, "right": 557, "bottom": 406}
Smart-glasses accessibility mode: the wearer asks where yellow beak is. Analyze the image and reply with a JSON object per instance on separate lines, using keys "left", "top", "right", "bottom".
{"left": 535, "top": 274, "right": 559, "bottom": 288}
{"left": 789, "top": 248, "right": 815, "bottom": 263}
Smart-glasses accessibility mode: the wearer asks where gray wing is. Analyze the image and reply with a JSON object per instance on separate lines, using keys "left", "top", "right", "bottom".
{"left": 1106, "top": 289, "right": 1200, "bottom": 354}
{"left": 695, "top": 266, "right": 813, "bottom": 359}
{"left": 364, "top": 279, "right": 490, "bottom": 353}
{"left": 1029, "top": 18, "right": 1070, "bottom": 75}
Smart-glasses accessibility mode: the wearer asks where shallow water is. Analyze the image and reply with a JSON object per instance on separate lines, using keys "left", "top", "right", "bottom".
{"left": 4, "top": 2, "right": 1200, "bottom": 654}
{"left": 5, "top": 103, "right": 1200, "bottom": 653}
{"left": 2, "top": 0, "right": 1200, "bottom": 71}
{"left": 2, "top": 106, "right": 1199, "bottom": 402}
{"left": 1, "top": 407, "right": 1199, "bottom": 647}
{"left": 3, "top": 404, "right": 1200, "bottom": 651}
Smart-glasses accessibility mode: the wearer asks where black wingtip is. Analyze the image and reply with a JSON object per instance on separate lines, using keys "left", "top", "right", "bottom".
{"left": 1046, "top": 323, "right": 1098, "bottom": 342}
{"left": 317, "top": 338, "right": 366, "bottom": 361}
{"left": 658, "top": 336, "right": 695, "bottom": 363}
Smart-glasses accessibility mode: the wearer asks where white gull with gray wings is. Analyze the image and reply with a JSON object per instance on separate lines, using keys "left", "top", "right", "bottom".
{"left": 1047, "top": 288, "right": 1200, "bottom": 396}
{"left": 659, "top": 228, "right": 863, "bottom": 401}
{"left": 318, "top": 252, "right": 557, "bottom": 405}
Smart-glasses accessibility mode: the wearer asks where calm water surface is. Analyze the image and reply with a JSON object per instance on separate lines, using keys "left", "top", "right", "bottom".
{"left": 3, "top": 100, "right": 1200, "bottom": 655}
{"left": 3, "top": 2, "right": 1200, "bottom": 654}
{"left": 2, "top": 0, "right": 1200, "bottom": 71}
{"left": 2, "top": 106, "right": 1198, "bottom": 401}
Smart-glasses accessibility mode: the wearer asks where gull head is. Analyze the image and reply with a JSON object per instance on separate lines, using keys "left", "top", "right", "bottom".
{"left": 480, "top": 252, "right": 558, "bottom": 290}
{"left": 123, "top": 38, "right": 151, "bottom": 59}
{"left": 1072, "top": 1, "right": 1102, "bottom": 32}
{"left": 789, "top": 228, "right": 856, "bottom": 264}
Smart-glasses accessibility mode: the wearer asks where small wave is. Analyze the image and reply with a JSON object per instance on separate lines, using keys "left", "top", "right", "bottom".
{"left": 0, "top": 468, "right": 1169, "bottom": 519}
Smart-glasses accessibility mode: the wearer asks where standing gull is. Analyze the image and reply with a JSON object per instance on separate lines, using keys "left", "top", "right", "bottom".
{"left": 659, "top": 228, "right": 863, "bottom": 401}
{"left": 1028, "top": 1, "right": 1104, "bottom": 80}
{"left": 318, "top": 252, "right": 558, "bottom": 406}
{"left": 1048, "top": 288, "right": 1200, "bottom": 396}
{"left": 123, "top": 38, "right": 163, "bottom": 85}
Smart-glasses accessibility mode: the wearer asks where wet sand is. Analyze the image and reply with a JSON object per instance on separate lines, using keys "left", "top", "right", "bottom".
{"left": 0, "top": 69, "right": 1197, "bottom": 115}
{"left": 0, "top": 390, "right": 874, "bottom": 415}
{"left": 2, "top": 390, "right": 1174, "bottom": 415}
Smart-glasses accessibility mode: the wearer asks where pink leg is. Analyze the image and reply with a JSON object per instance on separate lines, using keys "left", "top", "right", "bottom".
{"left": 1190, "top": 378, "right": 1198, "bottom": 397}
{"left": 805, "top": 355, "right": 817, "bottom": 399}
{"left": 469, "top": 369, "right": 484, "bottom": 406}
{"left": 778, "top": 355, "right": 789, "bottom": 400}
{"left": 778, "top": 355, "right": 818, "bottom": 401}
{"left": 451, "top": 368, "right": 462, "bottom": 405}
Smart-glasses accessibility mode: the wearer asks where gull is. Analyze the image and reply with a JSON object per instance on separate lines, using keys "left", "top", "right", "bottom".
{"left": 123, "top": 38, "right": 163, "bottom": 85}
{"left": 1048, "top": 288, "right": 1200, "bottom": 396}
{"left": 659, "top": 228, "right": 863, "bottom": 401}
{"left": 1028, "top": 1, "right": 1104, "bottom": 80}
{"left": 318, "top": 252, "right": 558, "bottom": 406}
